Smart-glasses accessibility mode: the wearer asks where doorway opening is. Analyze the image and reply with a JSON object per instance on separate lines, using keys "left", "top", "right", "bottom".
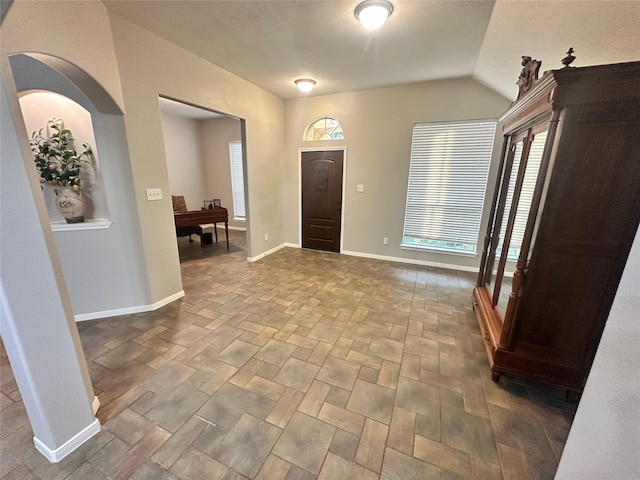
{"left": 158, "top": 96, "right": 248, "bottom": 262}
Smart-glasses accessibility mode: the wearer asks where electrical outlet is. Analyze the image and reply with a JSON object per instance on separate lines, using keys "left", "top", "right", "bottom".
{"left": 383, "top": 237, "right": 389, "bottom": 245}
{"left": 146, "top": 188, "right": 162, "bottom": 201}
{"left": 264, "top": 233, "right": 269, "bottom": 241}
{"left": 356, "top": 184, "right": 365, "bottom": 193}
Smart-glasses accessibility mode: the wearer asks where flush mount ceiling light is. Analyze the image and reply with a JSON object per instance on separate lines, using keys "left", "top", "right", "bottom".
{"left": 295, "top": 78, "right": 316, "bottom": 93}
{"left": 354, "top": 0, "right": 393, "bottom": 30}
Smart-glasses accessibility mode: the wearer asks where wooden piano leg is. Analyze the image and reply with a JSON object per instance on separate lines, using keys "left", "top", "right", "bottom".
{"left": 225, "top": 222, "right": 229, "bottom": 250}
{"left": 214, "top": 224, "right": 218, "bottom": 243}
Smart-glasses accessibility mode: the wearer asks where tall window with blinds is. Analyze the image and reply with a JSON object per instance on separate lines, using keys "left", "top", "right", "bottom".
{"left": 402, "top": 120, "right": 497, "bottom": 254}
{"left": 228, "top": 141, "right": 246, "bottom": 221}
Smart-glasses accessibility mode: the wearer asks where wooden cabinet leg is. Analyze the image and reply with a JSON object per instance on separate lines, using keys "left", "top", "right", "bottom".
{"left": 491, "top": 371, "right": 501, "bottom": 382}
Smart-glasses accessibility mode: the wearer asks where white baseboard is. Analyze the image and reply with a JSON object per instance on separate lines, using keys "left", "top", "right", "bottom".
{"left": 74, "top": 290, "right": 185, "bottom": 322}
{"left": 247, "top": 243, "right": 295, "bottom": 262}
{"left": 340, "top": 250, "right": 479, "bottom": 273}
{"left": 92, "top": 396, "right": 100, "bottom": 415}
{"left": 258, "top": 243, "right": 478, "bottom": 272}
{"left": 149, "top": 290, "right": 186, "bottom": 309}
{"left": 33, "top": 418, "right": 101, "bottom": 463}
{"left": 248, "top": 243, "right": 477, "bottom": 273}
{"left": 227, "top": 225, "right": 246, "bottom": 231}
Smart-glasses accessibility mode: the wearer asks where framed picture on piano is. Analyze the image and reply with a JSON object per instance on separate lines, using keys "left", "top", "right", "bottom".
{"left": 203, "top": 198, "right": 222, "bottom": 210}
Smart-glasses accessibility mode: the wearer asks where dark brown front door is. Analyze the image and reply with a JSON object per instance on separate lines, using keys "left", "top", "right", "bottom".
{"left": 301, "top": 150, "right": 343, "bottom": 252}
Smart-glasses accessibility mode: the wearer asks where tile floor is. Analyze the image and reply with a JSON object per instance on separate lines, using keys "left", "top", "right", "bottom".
{"left": 0, "top": 230, "right": 577, "bottom": 479}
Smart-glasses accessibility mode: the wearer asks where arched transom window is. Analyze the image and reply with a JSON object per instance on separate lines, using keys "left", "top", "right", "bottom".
{"left": 304, "top": 117, "right": 344, "bottom": 141}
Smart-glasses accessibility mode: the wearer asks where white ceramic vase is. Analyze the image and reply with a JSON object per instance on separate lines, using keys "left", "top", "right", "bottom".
{"left": 54, "top": 186, "right": 84, "bottom": 223}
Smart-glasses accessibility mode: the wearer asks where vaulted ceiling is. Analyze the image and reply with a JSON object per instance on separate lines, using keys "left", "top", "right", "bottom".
{"left": 103, "top": 0, "right": 640, "bottom": 101}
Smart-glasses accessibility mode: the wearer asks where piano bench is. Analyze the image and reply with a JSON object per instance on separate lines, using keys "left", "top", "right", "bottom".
{"left": 200, "top": 223, "right": 215, "bottom": 246}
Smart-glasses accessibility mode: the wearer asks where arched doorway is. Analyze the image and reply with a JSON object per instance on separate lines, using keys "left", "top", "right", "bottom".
{"left": 0, "top": 51, "right": 141, "bottom": 462}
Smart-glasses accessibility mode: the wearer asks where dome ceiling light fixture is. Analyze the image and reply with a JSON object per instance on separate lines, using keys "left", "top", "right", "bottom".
{"left": 295, "top": 78, "right": 317, "bottom": 93}
{"left": 354, "top": 0, "right": 393, "bottom": 30}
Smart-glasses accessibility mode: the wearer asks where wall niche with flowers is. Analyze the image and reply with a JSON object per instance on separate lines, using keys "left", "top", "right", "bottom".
{"left": 19, "top": 91, "right": 111, "bottom": 228}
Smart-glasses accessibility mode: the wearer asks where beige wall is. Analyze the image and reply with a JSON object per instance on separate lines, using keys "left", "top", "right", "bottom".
{"left": 1, "top": 1, "right": 125, "bottom": 113}
{"left": 162, "top": 113, "right": 245, "bottom": 229}
{"left": 200, "top": 116, "right": 245, "bottom": 229}
{"left": 2, "top": 1, "right": 153, "bottom": 317}
{"left": 108, "top": 13, "right": 285, "bottom": 298}
{"left": 284, "top": 78, "right": 510, "bottom": 269}
{"left": 2, "top": 1, "right": 285, "bottom": 310}
{"left": 161, "top": 112, "right": 207, "bottom": 210}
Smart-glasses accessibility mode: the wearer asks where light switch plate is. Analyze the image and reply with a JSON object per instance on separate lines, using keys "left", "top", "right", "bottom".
{"left": 146, "top": 188, "right": 162, "bottom": 201}
{"left": 356, "top": 184, "right": 365, "bottom": 193}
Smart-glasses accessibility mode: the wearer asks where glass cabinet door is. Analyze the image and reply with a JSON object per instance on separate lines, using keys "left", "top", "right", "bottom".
{"left": 481, "top": 129, "right": 548, "bottom": 314}
{"left": 481, "top": 134, "right": 524, "bottom": 295}
{"left": 493, "top": 138, "right": 524, "bottom": 311}
{"left": 494, "top": 130, "right": 547, "bottom": 313}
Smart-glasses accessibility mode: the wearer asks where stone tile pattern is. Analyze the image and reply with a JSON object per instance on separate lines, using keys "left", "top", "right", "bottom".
{"left": 0, "top": 232, "right": 577, "bottom": 479}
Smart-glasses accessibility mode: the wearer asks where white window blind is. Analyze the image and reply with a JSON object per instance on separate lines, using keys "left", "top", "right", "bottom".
{"left": 497, "top": 131, "right": 547, "bottom": 260}
{"left": 229, "top": 141, "right": 246, "bottom": 221}
{"left": 402, "top": 120, "right": 497, "bottom": 254}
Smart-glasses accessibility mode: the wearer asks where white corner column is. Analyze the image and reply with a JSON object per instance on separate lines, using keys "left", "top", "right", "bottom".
{"left": 1, "top": 56, "right": 100, "bottom": 462}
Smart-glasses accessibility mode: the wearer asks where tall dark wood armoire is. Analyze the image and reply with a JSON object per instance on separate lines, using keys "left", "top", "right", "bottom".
{"left": 473, "top": 51, "right": 640, "bottom": 392}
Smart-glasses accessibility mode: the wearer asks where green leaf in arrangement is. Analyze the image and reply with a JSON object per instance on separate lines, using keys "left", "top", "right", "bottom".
{"left": 29, "top": 118, "right": 92, "bottom": 188}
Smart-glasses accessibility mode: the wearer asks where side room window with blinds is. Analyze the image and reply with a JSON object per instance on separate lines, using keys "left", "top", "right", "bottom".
{"left": 228, "top": 141, "right": 246, "bottom": 221}
{"left": 402, "top": 120, "right": 497, "bottom": 254}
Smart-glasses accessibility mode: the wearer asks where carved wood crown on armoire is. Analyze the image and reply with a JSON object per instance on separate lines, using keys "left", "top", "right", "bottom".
{"left": 472, "top": 49, "right": 640, "bottom": 393}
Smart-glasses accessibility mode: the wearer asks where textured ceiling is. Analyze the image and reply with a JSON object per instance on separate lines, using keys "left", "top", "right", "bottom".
{"left": 103, "top": 0, "right": 640, "bottom": 102}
